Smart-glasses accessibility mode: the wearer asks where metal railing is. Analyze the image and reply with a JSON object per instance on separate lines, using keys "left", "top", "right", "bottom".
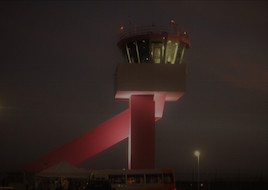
{"left": 119, "top": 24, "right": 181, "bottom": 40}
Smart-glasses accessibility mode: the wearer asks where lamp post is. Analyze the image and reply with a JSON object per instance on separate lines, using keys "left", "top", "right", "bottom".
{"left": 194, "top": 150, "right": 200, "bottom": 190}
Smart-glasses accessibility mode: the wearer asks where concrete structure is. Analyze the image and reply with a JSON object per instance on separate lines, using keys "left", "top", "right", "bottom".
{"left": 25, "top": 21, "right": 190, "bottom": 171}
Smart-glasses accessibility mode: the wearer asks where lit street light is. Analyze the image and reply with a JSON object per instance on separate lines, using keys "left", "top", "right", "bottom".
{"left": 194, "top": 150, "right": 200, "bottom": 190}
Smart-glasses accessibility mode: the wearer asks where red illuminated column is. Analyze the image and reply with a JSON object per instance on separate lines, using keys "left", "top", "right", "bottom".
{"left": 129, "top": 95, "right": 155, "bottom": 169}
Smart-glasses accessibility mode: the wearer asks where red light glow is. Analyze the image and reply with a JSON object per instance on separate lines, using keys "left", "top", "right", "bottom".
{"left": 25, "top": 109, "right": 130, "bottom": 171}
{"left": 25, "top": 93, "right": 170, "bottom": 171}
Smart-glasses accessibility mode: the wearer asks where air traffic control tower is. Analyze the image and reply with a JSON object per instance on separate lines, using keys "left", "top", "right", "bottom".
{"left": 25, "top": 20, "right": 190, "bottom": 171}
{"left": 115, "top": 20, "right": 190, "bottom": 169}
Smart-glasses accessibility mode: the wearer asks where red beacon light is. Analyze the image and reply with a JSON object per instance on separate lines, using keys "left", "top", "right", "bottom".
{"left": 120, "top": 25, "right": 124, "bottom": 35}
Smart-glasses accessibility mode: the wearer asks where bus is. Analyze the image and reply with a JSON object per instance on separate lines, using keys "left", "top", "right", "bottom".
{"left": 89, "top": 168, "right": 176, "bottom": 190}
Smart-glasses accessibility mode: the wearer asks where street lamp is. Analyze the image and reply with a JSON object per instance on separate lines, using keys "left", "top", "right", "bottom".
{"left": 194, "top": 150, "right": 200, "bottom": 190}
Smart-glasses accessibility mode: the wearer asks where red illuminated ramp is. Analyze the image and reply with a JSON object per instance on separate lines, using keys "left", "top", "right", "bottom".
{"left": 25, "top": 109, "right": 130, "bottom": 171}
{"left": 25, "top": 94, "right": 167, "bottom": 171}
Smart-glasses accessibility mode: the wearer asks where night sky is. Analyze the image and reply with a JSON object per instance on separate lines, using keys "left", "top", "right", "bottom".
{"left": 0, "top": 1, "right": 267, "bottom": 180}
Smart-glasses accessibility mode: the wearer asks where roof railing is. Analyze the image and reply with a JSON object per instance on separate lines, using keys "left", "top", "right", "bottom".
{"left": 119, "top": 24, "right": 183, "bottom": 40}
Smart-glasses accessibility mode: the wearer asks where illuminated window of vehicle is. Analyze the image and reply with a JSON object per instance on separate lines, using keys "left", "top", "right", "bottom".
{"left": 109, "top": 174, "right": 126, "bottom": 184}
{"left": 145, "top": 174, "right": 162, "bottom": 184}
{"left": 163, "top": 173, "right": 173, "bottom": 184}
{"left": 127, "top": 174, "right": 144, "bottom": 184}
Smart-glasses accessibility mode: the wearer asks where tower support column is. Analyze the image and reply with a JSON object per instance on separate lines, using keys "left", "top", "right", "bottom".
{"left": 129, "top": 95, "right": 155, "bottom": 169}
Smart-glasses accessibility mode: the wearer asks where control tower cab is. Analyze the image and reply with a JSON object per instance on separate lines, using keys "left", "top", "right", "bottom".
{"left": 115, "top": 20, "right": 190, "bottom": 101}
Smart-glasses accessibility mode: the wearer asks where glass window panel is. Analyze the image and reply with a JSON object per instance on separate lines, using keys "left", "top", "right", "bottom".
{"left": 151, "top": 42, "right": 163, "bottom": 64}
{"left": 127, "top": 42, "right": 138, "bottom": 63}
{"left": 154, "top": 47, "right": 161, "bottom": 63}
{"left": 177, "top": 43, "right": 186, "bottom": 64}
{"left": 145, "top": 174, "right": 162, "bottom": 184}
{"left": 163, "top": 173, "right": 173, "bottom": 184}
{"left": 137, "top": 39, "right": 149, "bottom": 63}
{"left": 122, "top": 46, "right": 130, "bottom": 63}
{"left": 127, "top": 174, "right": 144, "bottom": 184}
{"left": 165, "top": 40, "right": 178, "bottom": 64}
{"left": 109, "top": 174, "right": 126, "bottom": 184}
